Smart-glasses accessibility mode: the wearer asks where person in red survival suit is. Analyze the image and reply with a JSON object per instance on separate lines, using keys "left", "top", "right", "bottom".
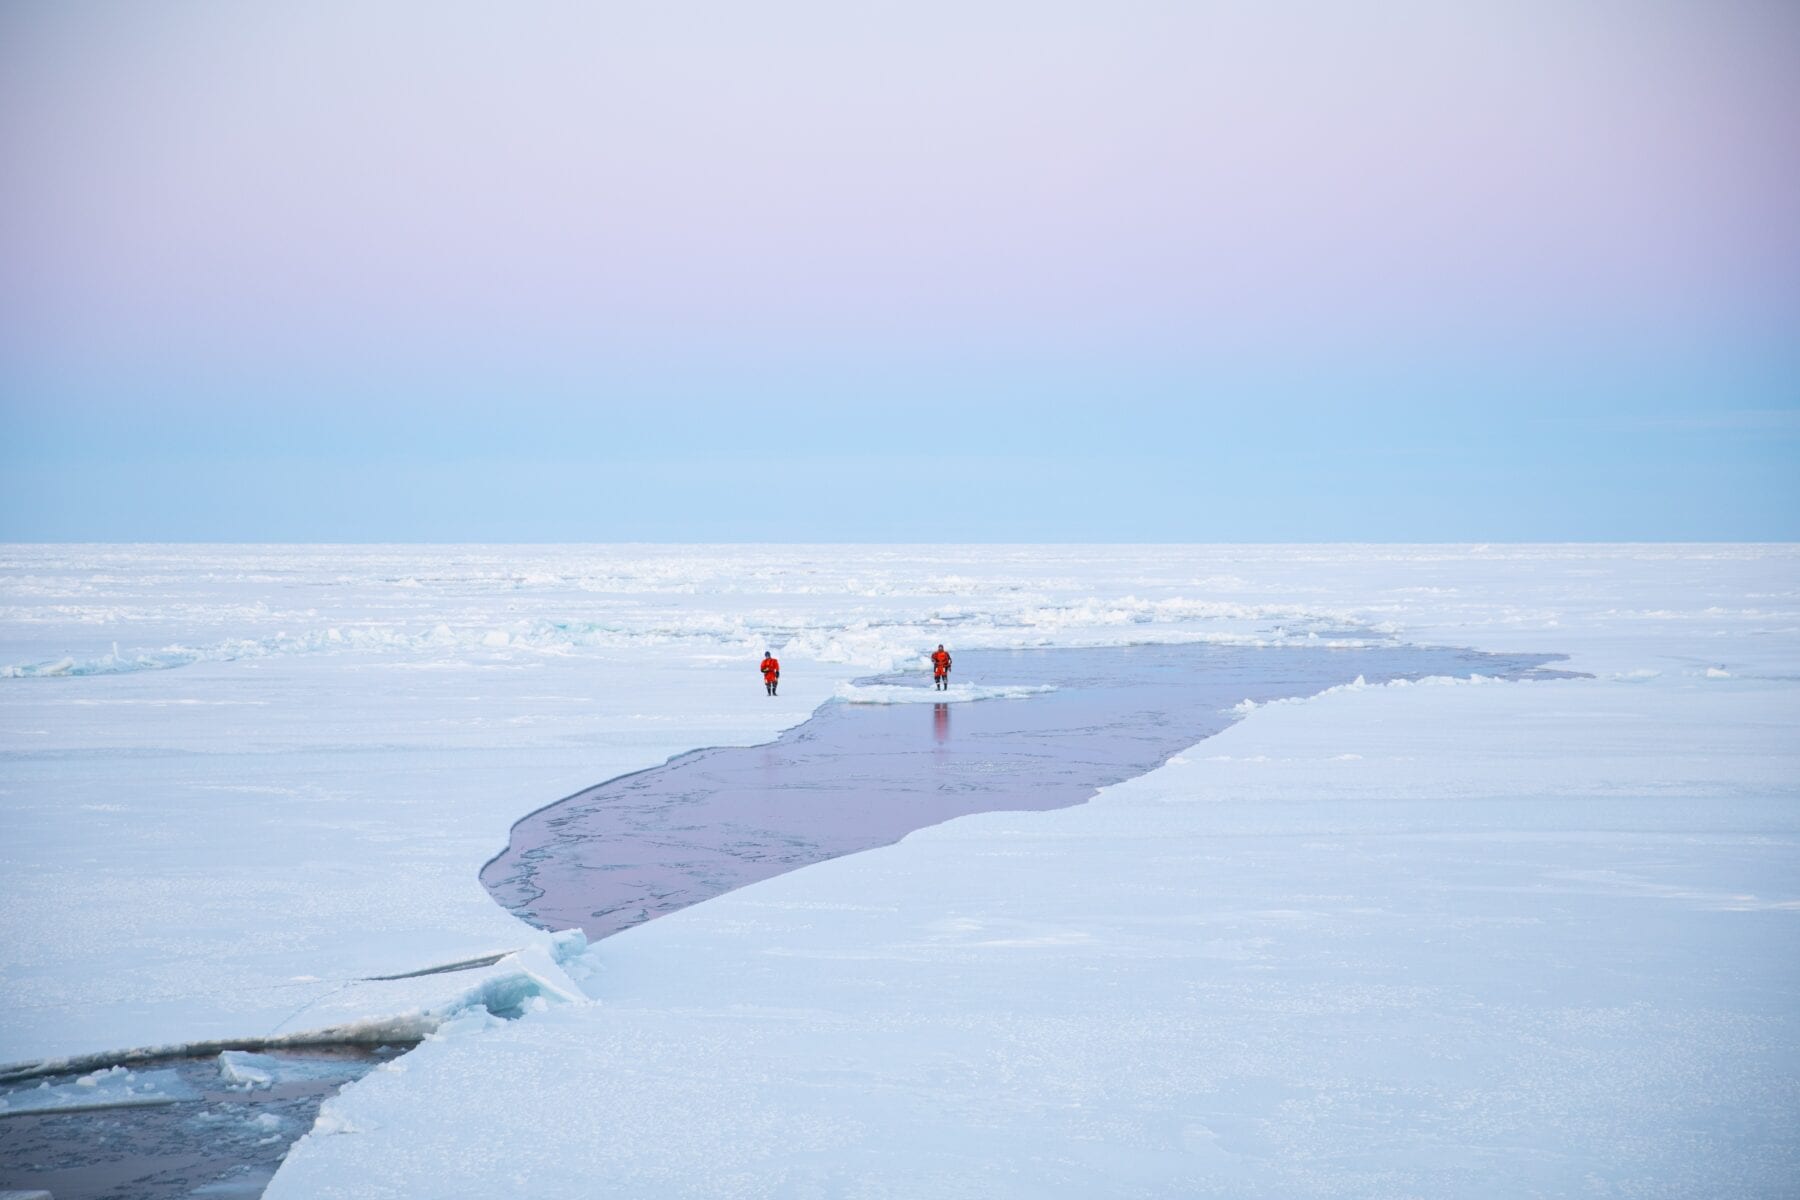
{"left": 931, "top": 644, "right": 952, "bottom": 691}
{"left": 760, "top": 651, "right": 780, "bottom": 696}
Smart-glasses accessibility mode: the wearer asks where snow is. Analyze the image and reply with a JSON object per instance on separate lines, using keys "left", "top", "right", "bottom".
{"left": 4, "top": 543, "right": 1450, "bottom": 1070}
{"left": 4, "top": 544, "right": 1798, "bottom": 1194}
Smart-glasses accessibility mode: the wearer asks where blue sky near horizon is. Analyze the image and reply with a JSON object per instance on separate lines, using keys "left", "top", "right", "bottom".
{"left": 2, "top": 2, "right": 1796, "bottom": 542}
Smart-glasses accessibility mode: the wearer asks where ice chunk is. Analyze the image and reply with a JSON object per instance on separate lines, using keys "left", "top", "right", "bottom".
{"left": 548, "top": 927, "right": 588, "bottom": 964}
{"left": 214, "top": 1050, "right": 385, "bottom": 1091}
{"left": 0, "top": 1065, "right": 195, "bottom": 1114}
{"left": 218, "top": 1050, "right": 276, "bottom": 1088}
{"left": 834, "top": 682, "right": 1055, "bottom": 705}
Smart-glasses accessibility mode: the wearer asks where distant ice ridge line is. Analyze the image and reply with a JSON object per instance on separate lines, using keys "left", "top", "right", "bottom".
{"left": 0, "top": 595, "right": 1388, "bottom": 679}
{"left": 0, "top": 618, "right": 757, "bottom": 678}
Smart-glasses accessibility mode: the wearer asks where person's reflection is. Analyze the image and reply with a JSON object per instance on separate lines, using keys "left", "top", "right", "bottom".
{"left": 933, "top": 702, "right": 950, "bottom": 744}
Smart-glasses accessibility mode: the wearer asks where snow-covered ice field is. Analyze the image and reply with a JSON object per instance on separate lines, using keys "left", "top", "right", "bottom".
{"left": 3, "top": 544, "right": 1797, "bottom": 1196}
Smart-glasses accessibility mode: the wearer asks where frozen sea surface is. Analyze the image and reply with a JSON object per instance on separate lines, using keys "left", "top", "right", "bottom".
{"left": 279, "top": 666, "right": 1800, "bottom": 1200}
{"left": 488, "top": 642, "right": 1569, "bottom": 939}
{"left": 3, "top": 544, "right": 1796, "bottom": 1198}
{"left": 14, "top": 641, "right": 1563, "bottom": 1199}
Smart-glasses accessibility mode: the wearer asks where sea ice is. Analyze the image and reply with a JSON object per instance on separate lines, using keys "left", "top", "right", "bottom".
{"left": 217, "top": 1051, "right": 275, "bottom": 1088}
{"left": 0, "top": 1066, "right": 195, "bottom": 1115}
{"left": 271, "top": 659, "right": 1800, "bottom": 1198}
{"left": 2, "top": 544, "right": 1796, "bottom": 1195}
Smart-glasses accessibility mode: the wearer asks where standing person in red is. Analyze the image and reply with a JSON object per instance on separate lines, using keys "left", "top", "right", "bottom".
{"left": 760, "top": 651, "right": 780, "bottom": 696}
{"left": 931, "top": 644, "right": 952, "bottom": 691}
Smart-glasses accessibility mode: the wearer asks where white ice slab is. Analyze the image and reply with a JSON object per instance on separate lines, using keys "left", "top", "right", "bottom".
{"left": 0, "top": 1065, "right": 195, "bottom": 1115}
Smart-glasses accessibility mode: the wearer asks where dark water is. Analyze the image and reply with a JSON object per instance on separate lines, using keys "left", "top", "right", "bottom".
{"left": 0, "top": 1047, "right": 401, "bottom": 1200}
{"left": 484, "top": 642, "right": 1570, "bottom": 939}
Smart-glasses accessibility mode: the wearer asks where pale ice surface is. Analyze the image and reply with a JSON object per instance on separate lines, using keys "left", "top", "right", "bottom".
{"left": 4, "top": 545, "right": 1798, "bottom": 1196}
{"left": 2, "top": 543, "right": 1519, "bottom": 1068}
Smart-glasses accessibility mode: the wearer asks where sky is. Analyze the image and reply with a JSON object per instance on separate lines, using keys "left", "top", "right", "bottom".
{"left": 2, "top": 0, "right": 1796, "bottom": 541}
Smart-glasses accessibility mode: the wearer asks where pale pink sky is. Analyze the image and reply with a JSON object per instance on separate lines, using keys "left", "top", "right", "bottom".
{"left": 3, "top": 1, "right": 1795, "bottom": 372}
{"left": 1, "top": 2, "right": 1795, "bottom": 539}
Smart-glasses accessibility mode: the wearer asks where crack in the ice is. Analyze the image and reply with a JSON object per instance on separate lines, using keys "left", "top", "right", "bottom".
{"left": 359, "top": 952, "right": 516, "bottom": 981}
